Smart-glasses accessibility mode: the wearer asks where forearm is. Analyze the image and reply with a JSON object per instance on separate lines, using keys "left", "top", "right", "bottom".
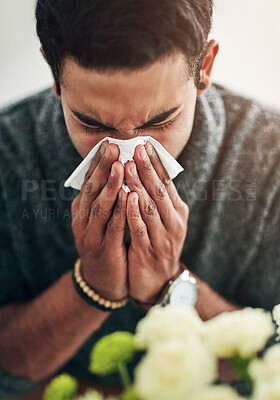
{"left": 0, "top": 270, "right": 109, "bottom": 381}
{"left": 194, "top": 274, "right": 242, "bottom": 321}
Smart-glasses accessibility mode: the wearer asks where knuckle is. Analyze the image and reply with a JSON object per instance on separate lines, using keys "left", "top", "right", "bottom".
{"left": 98, "top": 156, "right": 109, "bottom": 170}
{"left": 130, "top": 210, "right": 141, "bottom": 220}
{"left": 162, "top": 174, "right": 172, "bottom": 187}
{"left": 106, "top": 179, "right": 114, "bottom": 190}
{"left": 135, "top": 224, "right": 146, "bottom": 237}
{"left": 155, "top": 182, "right": 167, "bottom": 199}
{"left": 134, "top": 178, "right": 143, "bottom": 190}
{"left": 143, "top": 160, "right": 153, "bottom": 173}
{"left": 84, "top": 181, "right": 94, "bottom": 194}
{"left": 144, "top": 199, "right": 157, "bottom": 216}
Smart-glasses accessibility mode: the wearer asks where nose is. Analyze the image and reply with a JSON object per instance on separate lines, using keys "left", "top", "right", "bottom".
{"left": 115, "top": 127, "right": 139, "bottom": 139}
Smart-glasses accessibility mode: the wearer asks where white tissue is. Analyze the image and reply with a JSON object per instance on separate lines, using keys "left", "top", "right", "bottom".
{"left": 64, "top": 136, "right": 184, "bottom": 192}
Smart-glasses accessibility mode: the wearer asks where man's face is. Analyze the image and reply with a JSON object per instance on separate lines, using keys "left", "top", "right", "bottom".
{"left": 59, "top": 52, "right": 198, "bottom": 159}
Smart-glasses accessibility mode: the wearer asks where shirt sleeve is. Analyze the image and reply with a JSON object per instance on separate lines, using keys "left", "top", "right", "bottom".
{"left": 0, "top": 370, "right": 41, "bottom": 400}
{"left": 0, "top": 182, "right": 40, "bottom": 398}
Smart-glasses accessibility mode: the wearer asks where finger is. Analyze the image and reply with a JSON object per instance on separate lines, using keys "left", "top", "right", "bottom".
{"left": 78, "top": 142, "right": 120, "bottom": 228}
{"left": 133, "top": 144, "right": 176, "bottom": 229}
{"left": 144, "top": 141, "right": 183, "bottom": 210}
{"left": 105, "top": 188, "right": 128, "bottom": 249}
{"left": 126, "top": 192, "right": 150, "bottom": 250}
{"left": 86, "top": 161, "right": 124, "bottom": 242}
{"left": 125, "top": 161, "right": 166, "bottom": 246}
{"left": 81, "top": 141, "right": 106, "bottom": 190}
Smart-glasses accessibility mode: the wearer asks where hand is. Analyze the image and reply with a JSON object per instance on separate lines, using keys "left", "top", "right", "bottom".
{"left": 124, "top": 142, "right": 189, "bottom": 304}
{"left": 71, "top": 141, "right": 128, "bottom": 301}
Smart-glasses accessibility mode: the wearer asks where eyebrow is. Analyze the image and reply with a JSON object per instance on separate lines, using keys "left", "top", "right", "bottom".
{"left": 71, "top": 106, "right": 180, "bottom": 130}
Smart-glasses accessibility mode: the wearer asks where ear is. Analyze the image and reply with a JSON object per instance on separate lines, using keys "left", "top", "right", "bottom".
{"left": 40, "top": 47, "right": 61, "bottom": 100}
{"left": 52, "top": 82, "right": 61, "bottom": 100}
{"left": 197, "top": 39, "right": 219, "bottom": 96}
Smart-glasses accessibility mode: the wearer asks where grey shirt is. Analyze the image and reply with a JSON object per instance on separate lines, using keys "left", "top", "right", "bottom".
{"left": 0, "top": 84, "right": 280, "bottom": 398}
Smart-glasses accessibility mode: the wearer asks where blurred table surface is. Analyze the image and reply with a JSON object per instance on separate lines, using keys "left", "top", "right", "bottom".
{"left": 12, "top": 378, "right": 122, "bottom": 400}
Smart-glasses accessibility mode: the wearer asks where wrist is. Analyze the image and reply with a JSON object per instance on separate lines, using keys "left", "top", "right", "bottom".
{"left": 131, "top": 263, "right": 184, "bottom": 311}
{"left": 73, "top": 259, "right": 128, "bottom": 312}
{"left": 82, "top": 258, "right": 128, "bottom": 301}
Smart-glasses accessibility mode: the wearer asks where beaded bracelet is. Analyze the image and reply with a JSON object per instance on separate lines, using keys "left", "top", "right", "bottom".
{"left": 72, "top": 258, "right": 128, "bottom": 312}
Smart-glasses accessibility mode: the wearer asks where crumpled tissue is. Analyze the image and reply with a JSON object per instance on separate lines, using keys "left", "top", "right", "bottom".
{"left": 64, "top": 136, "right": 184, "bottom": 192}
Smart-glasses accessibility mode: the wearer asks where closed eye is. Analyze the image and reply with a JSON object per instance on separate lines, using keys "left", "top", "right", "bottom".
{"left": 81, "top": 118, "right": 176, "bottom": 135}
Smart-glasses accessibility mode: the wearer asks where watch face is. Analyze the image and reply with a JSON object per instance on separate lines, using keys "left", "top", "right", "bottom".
{"left": 169, "top": 280, "right": 198, "bottom": 306}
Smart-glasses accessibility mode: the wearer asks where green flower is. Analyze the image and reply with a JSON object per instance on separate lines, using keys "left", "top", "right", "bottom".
{"left": 43, "top": 374, "right": 77, "bottom": 400}
{"left": 121, "top": 386, "right": 143, "bottom": 400}
{"left": 89, "top": 332, "right": 136, "bottom": 376}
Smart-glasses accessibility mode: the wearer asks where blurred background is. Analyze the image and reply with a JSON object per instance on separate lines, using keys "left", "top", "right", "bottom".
{"left": 0, "top": 0, "right": 279, "bottom": 109}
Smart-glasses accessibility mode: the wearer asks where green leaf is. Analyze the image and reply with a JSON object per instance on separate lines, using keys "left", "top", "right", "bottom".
{"left": 89, "top": 332, "right": 136, "bottom": 376}
{"left": 229, "top": 354, "right": 254, "bottom": 392}
{"left": 43, "top": 374, "right": 77, "bottom": 400}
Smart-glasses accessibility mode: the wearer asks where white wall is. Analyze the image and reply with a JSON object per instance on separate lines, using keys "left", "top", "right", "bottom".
{"left": 211, "top": 0, "right": 280, "bottom": 109}
{"left": 0, "top": 0, "right": 279, "bottom": 109}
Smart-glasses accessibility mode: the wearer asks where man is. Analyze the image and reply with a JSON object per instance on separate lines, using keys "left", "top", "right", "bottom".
{"left": 0, "top": 0, "right": 279, "bottom": 398}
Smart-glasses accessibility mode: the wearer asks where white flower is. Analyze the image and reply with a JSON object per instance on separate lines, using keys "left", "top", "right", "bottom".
{"left": 203, "top": 308, "right": 274, "bottom": 358}
{"left": 134, "top": 336, "right": 216, "bottom": 400}
{"left": 251, "top": 381, "right": 280, "bottom": 400}
{"left": 249, "top": 344, "right": 280, "bottom": 383}
{"left": 188, "top": 385, "right": 243, "bottom": 400}
{"left": 135, "top": 305, "right": 204, "bottom": 349}
{"left": 272, "top": 304, "right": 280, "bottom": 340}
{"left": 76, "top": 390, "right": 104, "bottom": 400}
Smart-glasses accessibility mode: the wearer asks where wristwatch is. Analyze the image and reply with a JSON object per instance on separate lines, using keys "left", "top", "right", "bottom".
{"left": 158, "top": 268, "right": 198, "bottom": 307}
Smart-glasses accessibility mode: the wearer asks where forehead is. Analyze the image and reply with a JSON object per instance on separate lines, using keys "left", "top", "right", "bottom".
{"left": 60, "top": 53, "right": 193, "bottom": 125}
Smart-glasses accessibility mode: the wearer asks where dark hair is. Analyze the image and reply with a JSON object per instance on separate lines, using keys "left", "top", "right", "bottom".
{"left": 36, "top": 0, "right": 213, "bottom": 95}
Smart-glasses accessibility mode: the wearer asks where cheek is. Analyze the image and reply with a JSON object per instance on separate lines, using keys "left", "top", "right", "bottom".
{"left": 151, "top": 119, "right": 192, "bottom": 159}
{"left": 163, "top": 126, "right": 190, "bottom": 158}
{"left": 64, "top": 114, "right": 107, "bottom": 158}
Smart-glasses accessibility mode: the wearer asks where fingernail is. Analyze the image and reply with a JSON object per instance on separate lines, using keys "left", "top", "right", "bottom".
{"left": 104, "top": 145, "right": 111, "bottom": 158}
{"left": 111, "top": 163, "right": 117, "bottom": 177}
{"left": 133, "top": 193, "right": 138, "bottom": 205}
{"left": 146, "top": 142, "right": 153, "bottom": 156}
{"left": 100, "top": 141, "right": 107, "bottom": 155}
{"left": 140, "top": 146, "right": 148, "bottom": 161}
{"left": 130, "top": 163, "right": 137, "bottom": 175}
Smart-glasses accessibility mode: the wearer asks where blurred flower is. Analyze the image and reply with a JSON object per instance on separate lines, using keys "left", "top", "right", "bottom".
{"left": 134, "top": 336, "right": 216, "bottom": 400}
{"left": 89, "top": 331, "right": 136, "bottom": 376}
{"left": 249, "top": 343, "right": 280, "bottom": 383}
{"left": 204, "top": 308, "right": 274, "bottom": 358}
{"left": 135, "top": 305, "right": 204, "bottom": 349}
{"left": 188, "top": 385, "right": 244, "bottom": 400}
{"left": 76, "top": 390, "right": 104, "bottom": 400}
{"left": 272, "top": 304, "right": 280, "bottom": 340}
{"left": 43, "top": 373, "right": 77, "bottom": 400}
{"left": 251, "top": 380, "right": 280, "bottom": 400}
{"left": 121, "top": 386, "right": 142, "bottom": 400}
